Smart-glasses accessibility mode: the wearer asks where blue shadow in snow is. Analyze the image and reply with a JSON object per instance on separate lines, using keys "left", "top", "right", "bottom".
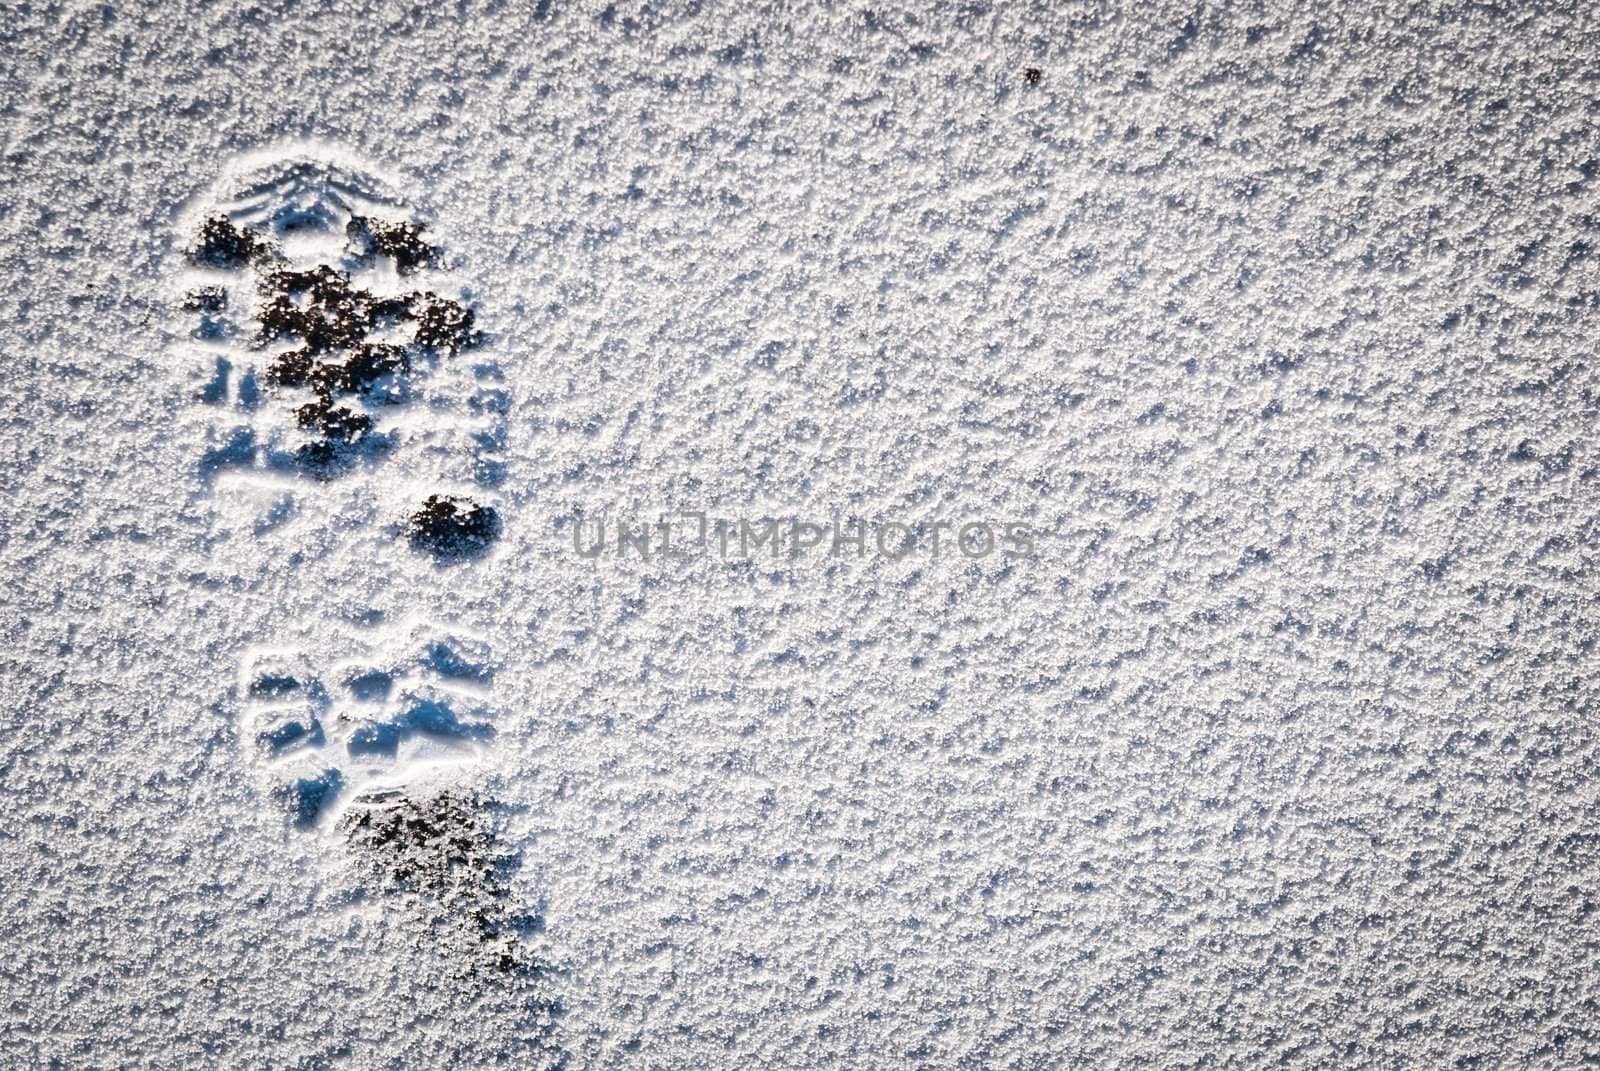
{"left": 347, "top": 698, "right": 494, "bottom": 759}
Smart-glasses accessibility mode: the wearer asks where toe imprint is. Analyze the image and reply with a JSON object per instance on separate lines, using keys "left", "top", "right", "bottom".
{"left": 175, "top": 145, "right": 507, "bottom": 555}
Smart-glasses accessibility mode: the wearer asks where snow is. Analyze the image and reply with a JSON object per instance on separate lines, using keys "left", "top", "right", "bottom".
{"left": 3, "top": 1, "right": 1599, "bottom": 1067}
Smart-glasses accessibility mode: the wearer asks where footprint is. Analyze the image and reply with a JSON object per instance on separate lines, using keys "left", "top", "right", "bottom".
{"left": 238, "top": 616, "right": 502, "bottom": 828}
{"left": 174, "top": 146, "right": 507, "bottom": 557}
{"left": 186, "top": 150, "right": 549, "bottom": 1000}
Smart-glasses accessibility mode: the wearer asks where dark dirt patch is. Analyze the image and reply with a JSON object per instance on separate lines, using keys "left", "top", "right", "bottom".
{"left": 343, "top": 788, "right": 531, "bottom": 975}
{"left": 408, "top": 495, "right": 502, "bottom": 559}
{"left": 348, "top": 215, "right": 441, "bottom": 274}
{"left": 192, "top": 215, "right": 274, "bottom": 269}
{"left": 411, "top": 293, "right": 480, "bottom": 355}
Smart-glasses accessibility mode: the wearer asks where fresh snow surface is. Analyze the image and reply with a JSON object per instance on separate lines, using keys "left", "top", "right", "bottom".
{"left": 3, "top": 2, "right": 1599, "bottom": 1068}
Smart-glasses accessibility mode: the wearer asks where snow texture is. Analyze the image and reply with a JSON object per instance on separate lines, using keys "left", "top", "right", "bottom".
{"left": 2, "top": 1, "right": 1599, "bottom": 1068}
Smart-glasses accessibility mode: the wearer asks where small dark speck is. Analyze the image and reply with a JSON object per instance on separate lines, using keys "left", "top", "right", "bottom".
{"left": 1023, "top": 67, "right": 1042, "bottom": 86}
